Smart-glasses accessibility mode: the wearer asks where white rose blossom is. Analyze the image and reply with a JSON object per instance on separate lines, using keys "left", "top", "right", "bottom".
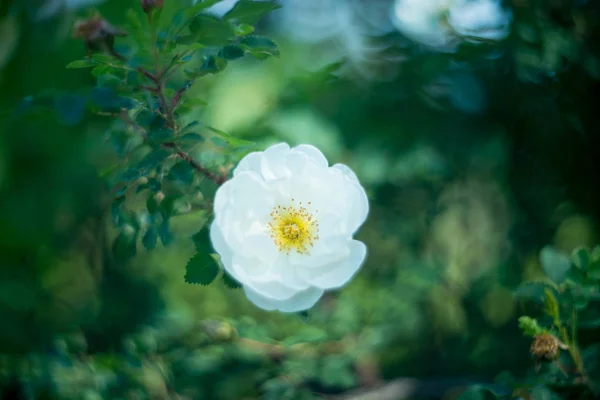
{"left": 391, "top": 0, "right": 512, "bottom": 51}
{"left": 210, "top": 143, "right": 369, "bottom": 312}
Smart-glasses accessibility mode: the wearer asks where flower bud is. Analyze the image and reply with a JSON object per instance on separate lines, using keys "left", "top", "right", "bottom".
{"left": 141, "top": 0, "right": 164, "bottom": 14}
{"left": 530, "top": 333, "right": 566, "bottom": 361}
{"left": 72, "top": 14, "right": 127, "bottom": 58}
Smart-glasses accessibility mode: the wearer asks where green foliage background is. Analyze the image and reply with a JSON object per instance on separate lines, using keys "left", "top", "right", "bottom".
{"left": 1, "top": 0, "right": 600, "bottom": 399}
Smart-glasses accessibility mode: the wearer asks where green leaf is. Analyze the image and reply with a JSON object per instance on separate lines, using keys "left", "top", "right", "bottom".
{"left": 457, "top": 386, "right": 499, "bottom": 400}
{"left": 234, "top": 23, "right": 255, "bottom": 36}
{"left": 112, "top": 229, "right": 138, "bottom": 261}
{"left": 168, "top": 161, "right": 194, "bottom": 185}
{"left": 66, "top": 60, "right": 95, "bottom": 69}
{"left": 178, "top": 132, "right": 205, "bottom": 146}
{"left": 218, "top": 45, "right": 245, "bottom": 60}
{"left": 223, "top": 0, "right": 280, "bottom": 25}
{"left": 572, "top": 247, "right": 591, "bottom": 270}
{"left": 158, "top": 217, "right": 174, "bottom": 246}
{"left": 514, "top": 280, "right": 557, "bottom": 303}
{"left": 148, "top": 128, "right": 174, "bottom": 144}
{"left": 240, "top": 35, "right": 279, "bottom": 58}
{"left": 540, "top": 246, "right": 571, "bottom": 284}
{"left": 142, "top": 225, "right": 158, "bottom": 251}
{"left": 207, "top": 126, "right": 253, "bottom": 147}
{"left": 192, "top": 226, "right": 210, "bottom": 251}
{"left": 319, "top": 355, "right": 356, "bottom": 389}
{"left": 518, "top": 316, "right": 545, "bottom": 337}
{"left": 189, "top": 15, "right": 235, "bottom": 46}
{"left": 222, "top": 272, "right": 241, "bottom": 289}
{"left": 138, "top": 149, "right": 170, "bottom": 172}
{"left": 530, "top": 386, "right": 562, "bottom": 400}
{"left": 185, "top": 252, "right": 220, "bottom": 285}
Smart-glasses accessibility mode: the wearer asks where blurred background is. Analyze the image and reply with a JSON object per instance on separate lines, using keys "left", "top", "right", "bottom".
{"left": 1, "top": 0, "right": 600, "bottom": 398}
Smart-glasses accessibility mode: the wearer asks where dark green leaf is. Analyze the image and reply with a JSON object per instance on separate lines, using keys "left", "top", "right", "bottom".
{"left": 66, "top": 60, "right": 94, "bottom": 69}
{"left": 138, "top": 149, "right": 170, "bottom": 172}
{"left": 111, "top": 196, "right": 126, "bottom": 225}
{"left": 572, "top": 247, "right": 591, "bottom": 270}
{"left": 192, "top": 226, "right": 210, "bottom": 251}
{"left": 240, "top": 35, "right": 279, "bottom": 58}
{"left": 218, "top": 45, "right": 245, "bottom": 60}
{"left": 168, "top": 161, "right": 195, "bottom": 185}
{"left": 223, "top": 0, "right": 280, "bottom": 25}
{"left": 142, "top": 225, "right": 158, "bottom": 251}
{"left": 158, "top": 217, "right": 174, "bottom": 246}
{"left": 211, "top": 136, "right": 229, "bottom": 147}
{"left": 178, "top": 132, "right": 205, "bottom": 146}
{"left": 112, "top": 230, "right": 138, "bottom": 260}
{"left": 222, "top": 272, "right": 241, "bottom": 289}
{"left": 148, "top": 128, "right": 174, "bottom": 144}
{"left": 146, "top": 194, "right": 160, "bottom": 214}
{"left": 185, "top": 252, "right": 220, "bottom": 285}
{"left": 189, "top": 15, "right": 235, "bottom": 46}
{"left": 514, "top": 281, "right": 556, "bottom": 303}
{"left": 457, "top": 386, "right": 500, "bottom": 400}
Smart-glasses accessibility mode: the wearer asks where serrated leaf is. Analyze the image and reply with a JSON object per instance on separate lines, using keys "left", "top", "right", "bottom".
{"left": 66, "top": 60, "right": 95, "bottom": 69}
{"left": 185, "top": 252, "right": 220, "bottom": 285}
{"left": 142, "top": 225, "right": 158, "bottom": 251}
{"left": 222, "top": 272, "right": 241, "bottom": 289}
{"left": 223, "top": 0, "right": 280, "bottom": 25}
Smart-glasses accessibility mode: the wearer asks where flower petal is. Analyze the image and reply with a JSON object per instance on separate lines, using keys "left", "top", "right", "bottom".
{"left": 261, "top": 143, "right": 291, "bottom": 181}
{"left": 233, "top": 151, "right": 263, "bottom": 176}
{"left": 292, "top": 144, "right": 328, "bottom": 168}
{"left": 243, "top": 285, "right": 324, "bottom": 312}
{"left": 297, "top": 240, "right": 366, "bottom": 290}
{"left": 210, "top": 221, "right": 234, "bottom": 270}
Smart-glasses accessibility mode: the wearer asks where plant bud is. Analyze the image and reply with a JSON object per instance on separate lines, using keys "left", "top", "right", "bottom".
{"left": 141, "top": 0, "right": 164, "bottom": 14}
{"left": 530, "top": 333, "right": 566, "bottom": 361}
{"left": 72, "top": 14, "right": 127, "bottom": 59}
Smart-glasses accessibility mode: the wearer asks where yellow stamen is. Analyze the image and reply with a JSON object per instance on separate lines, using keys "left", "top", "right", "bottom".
{"left": 267, "top": 199, "right": 319, "bottom": 254}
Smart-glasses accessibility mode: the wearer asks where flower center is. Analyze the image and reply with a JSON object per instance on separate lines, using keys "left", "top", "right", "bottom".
{"left": 268, "top": 199, "right": 319, "bottom": 255}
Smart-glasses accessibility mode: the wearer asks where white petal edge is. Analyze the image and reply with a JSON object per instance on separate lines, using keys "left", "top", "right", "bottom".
{"left": 297, "top": 240, "right": 367, "bottom": 290}
{"left": 210, "top": 222, "right": 236, "bottom": 278}
{"left": 292, "top": 144, "right": 329, "bottom": 168}
{"left": 243, "top": 285, "right": 324, "bottom": 312}
{"left": 233, "top": 151, "right": 263, "bottom": 176}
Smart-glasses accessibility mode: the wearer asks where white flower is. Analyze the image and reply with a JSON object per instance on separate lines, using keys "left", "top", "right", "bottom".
{"left": 391, "top": 0, "right": 512, "bottom": 51}
{"left": 210, "top": 143, "right": 369, "bottom": 312}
